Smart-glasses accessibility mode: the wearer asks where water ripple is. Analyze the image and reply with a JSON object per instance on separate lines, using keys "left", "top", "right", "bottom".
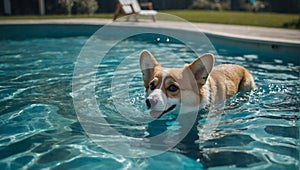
{"left": 0, "top": 35, "right": 299, "bottom": 169}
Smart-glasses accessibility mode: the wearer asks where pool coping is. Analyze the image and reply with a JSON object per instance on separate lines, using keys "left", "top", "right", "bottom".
{"left": 0, "top": 18, "right": 300, "bottom": 45}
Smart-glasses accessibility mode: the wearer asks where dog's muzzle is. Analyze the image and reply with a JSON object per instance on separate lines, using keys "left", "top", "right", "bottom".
{"left": 145, "top": 89, "right": 177, "bottom": 118}
{"left": 145, "top": 98, "right": 176, "bottom": 118}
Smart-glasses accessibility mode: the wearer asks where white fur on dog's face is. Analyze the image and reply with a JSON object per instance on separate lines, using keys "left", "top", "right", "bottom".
{"left": 146, "top": 69, "right": 180, "bottom": 118}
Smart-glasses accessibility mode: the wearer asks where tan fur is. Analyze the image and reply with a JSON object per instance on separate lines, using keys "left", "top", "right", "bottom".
{"left": 206, "top": 64, "right": 255, "bottom": 104}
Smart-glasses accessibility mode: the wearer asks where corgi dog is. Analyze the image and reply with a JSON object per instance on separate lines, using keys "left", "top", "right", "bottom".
{"left": 140, "top": 50, "right": 255, "bottom": 118}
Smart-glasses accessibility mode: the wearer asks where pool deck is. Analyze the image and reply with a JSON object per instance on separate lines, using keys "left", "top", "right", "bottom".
{"left": 1, "top": 18, "right": 300, "bottom": 44}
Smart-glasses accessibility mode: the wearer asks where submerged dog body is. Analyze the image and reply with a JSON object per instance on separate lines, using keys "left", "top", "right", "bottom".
{"left": 140, "top": 50, "right": 255, "bottom": 118}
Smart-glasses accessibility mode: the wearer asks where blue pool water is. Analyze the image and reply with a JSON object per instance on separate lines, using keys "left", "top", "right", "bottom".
{"left": 0, "top": 25, "right": 299, "bottom": 169}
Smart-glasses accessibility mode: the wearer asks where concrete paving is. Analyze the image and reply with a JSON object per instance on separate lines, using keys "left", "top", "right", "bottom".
{"left": 1, "top": 18, "right": 299, "bottom": 44}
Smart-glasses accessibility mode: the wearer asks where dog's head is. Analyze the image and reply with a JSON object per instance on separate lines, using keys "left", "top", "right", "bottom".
{"left": 139, "top": 50, "right": 214, "bottom": 118}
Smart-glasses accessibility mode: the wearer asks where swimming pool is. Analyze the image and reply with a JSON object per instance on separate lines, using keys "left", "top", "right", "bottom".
{"left": 0, "top": 23, "right": 299, "bottom": 169}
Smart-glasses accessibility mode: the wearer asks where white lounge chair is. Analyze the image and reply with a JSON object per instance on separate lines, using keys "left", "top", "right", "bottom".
{"left": 113, "top": 0, "right": 157, "bottom": 22}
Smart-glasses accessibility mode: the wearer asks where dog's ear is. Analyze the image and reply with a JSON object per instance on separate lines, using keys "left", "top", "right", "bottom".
{"left": 188, "top": 53, "right": 214, "bottom": 85}
{"left": 140, "top": 50, "right": 160, "bottom": 86}
{"left": 140, "top": 50, "right": 159, "bottom": 71}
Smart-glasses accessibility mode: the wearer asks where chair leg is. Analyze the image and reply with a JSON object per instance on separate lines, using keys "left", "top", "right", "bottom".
{"left": 152, "top": 15, "right": 156, "bottom": 22}
{"left": 134, "top": 14, "right": 139, "bottom": 22}
{"left": 113, "top": 3, "right": 121, "bottom": 21}
{"left": 113, "top": 14, "right": 118, "bottom": 21}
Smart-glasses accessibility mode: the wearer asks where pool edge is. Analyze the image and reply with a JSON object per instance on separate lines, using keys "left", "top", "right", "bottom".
{"left": 0, "top": 19, "right": 299, "bottom": 45}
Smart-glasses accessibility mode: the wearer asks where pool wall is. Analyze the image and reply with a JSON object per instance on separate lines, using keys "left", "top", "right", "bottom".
{"left": 0, "top": 24, "right": 100, "bottom": 40}
{"left": 0, "top": 23, "right": 299, "bottom": 63}
{"left": 206, "top": 33, "right": 300, "bottom": 63}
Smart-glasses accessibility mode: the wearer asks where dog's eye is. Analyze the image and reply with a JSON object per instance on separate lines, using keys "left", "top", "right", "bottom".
{"left": 167, "top": 84, "right": 178, "bottom": 92}
{"left": 149, "top": 82, "right": 156, "bottom": 90}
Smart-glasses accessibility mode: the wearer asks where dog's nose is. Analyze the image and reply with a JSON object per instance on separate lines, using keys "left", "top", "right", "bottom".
{"left": 146, "top": 98, "right": 158, "bottom": 109}
{"left": 146, "top": 99, "right": 151, "bottom": 109}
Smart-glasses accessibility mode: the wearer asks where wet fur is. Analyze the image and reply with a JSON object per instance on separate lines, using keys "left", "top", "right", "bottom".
{"left": 140, "top": 50, "right": 255, "bottom": 118}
